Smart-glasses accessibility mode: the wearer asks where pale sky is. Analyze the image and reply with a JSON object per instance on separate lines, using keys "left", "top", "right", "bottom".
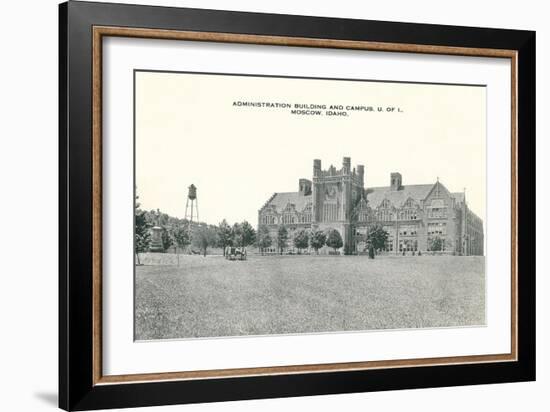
{"left": 135, "top": 71, "right": 486, "bottom": 226}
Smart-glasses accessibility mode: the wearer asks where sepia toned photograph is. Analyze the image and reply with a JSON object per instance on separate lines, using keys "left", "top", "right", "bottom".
{"left": 134, "top": 70, "right": 486, "bottom": 341}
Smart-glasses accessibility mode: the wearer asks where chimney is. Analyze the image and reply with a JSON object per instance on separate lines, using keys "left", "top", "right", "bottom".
{"left": 299, "top": 178, "right": 312, "bottom": 196}
{"left": 357, "top": 165, "right": 365, "bottom": 187}
{"left": 391, "top": 172, "right": 402, "bottom": 191}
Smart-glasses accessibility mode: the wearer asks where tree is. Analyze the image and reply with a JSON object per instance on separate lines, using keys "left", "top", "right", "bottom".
{"left": 172, "top": 224, "right": 191, "bottom": 265}
{"left": 293, "top": 229, "right": 309, "bottom": 254}
{"left": 325, "top": 229, "right": 343, "bottom": 254}
{"left": 277, "top": 225, "right": 289, "bottom": 255}
{"left": 429, "top": 236, "right": 444, "bottom": 252}
{"left": 161, "top": 227, "right": 173, "bottom": 252}
{"left": 232, "top": 223, "right": 241, "bottom": 248}
{"left": 257, "top": 226, "right": 272, "bottom": 255}
{"left": 366, "top": 224, "right": 389, "bottom": 259}
{"left": 135, "top": 194, "right": 151, "bottom": 265}
{"left": 232, "top": 221, "right": 256, "bottom": 248}
{"left": 217, "top": 219, "right": 233, "bottom": 256}
{"left": 192, "top": 225, "right": 218, "bottom": 257}
{"left": 309, "top": 230, "right": 327, "bottom": 254}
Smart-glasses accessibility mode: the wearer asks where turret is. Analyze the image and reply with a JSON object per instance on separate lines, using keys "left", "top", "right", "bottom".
{"left": 342, "top": 157, "right": 351, "bottom": 174}
{"left": 313, "top": 159, "right": 322, "bottom": 177}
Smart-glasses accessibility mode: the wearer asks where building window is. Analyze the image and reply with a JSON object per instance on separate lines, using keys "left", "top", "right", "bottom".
{"left": 283, "top": 214, "right": 296, "bottom": 225}
{"left": 262, "top": 215, "right": 277, "bottom": 225}
{"left": 323, "top": 203, "right": 339, "bottom": 221}
{"left": 428, "top": 222, "right": 447, "bottom": 235}
{"left": 428, "top": 207, "right": 447, "bottom": 218}
{"left": 399, "top": 225, "right": 418, "bottom": 237}
{"left": 399, "top": 240, "right": 418, "bottom": 252}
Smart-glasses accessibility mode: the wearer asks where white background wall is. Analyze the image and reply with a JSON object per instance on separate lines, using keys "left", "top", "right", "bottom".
{"left": 0, "top": 0, "right": 546, "bottom": 411}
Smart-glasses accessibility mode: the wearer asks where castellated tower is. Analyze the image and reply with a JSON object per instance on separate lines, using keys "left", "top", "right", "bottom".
{"left": 311, "top": 157, "right": 365, "bottom": 253}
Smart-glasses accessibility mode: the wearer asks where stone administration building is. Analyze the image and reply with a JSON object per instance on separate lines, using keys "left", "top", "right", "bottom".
{"left": 258, "top": 157, "right": 484, "bottom": 255}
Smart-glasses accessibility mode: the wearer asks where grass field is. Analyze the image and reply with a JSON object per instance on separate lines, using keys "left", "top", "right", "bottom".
{"left": 135, "top": 254, "right": 485, "bottom": 340}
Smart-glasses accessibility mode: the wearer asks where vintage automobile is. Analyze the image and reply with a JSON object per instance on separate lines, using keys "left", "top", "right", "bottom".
{"left": 225, "top": 246, "right": 247, "bottom": 261}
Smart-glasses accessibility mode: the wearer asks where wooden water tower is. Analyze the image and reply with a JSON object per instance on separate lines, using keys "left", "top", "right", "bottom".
{"left": 185, "top": 184, "right": 199, "bottom": 222}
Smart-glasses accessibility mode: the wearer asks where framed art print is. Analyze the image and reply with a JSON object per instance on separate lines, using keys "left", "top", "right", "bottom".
{"left": 59, "top": 1, "right": 535, "bottom": 410}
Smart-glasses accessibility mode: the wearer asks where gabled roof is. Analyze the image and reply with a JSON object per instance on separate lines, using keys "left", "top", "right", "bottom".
{"left": 366, "top": 184, "right": 434, "bottom": 209}
{"left": 355, "top": 196, "right": 369, "bottom": 210}
{"left": 261, "top": 192, "right": 312, "bottom": 214}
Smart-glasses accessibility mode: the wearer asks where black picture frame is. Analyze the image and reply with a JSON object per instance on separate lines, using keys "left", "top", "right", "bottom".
{"left": 59, "top": 1, "right": 535, "bottom": 410}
